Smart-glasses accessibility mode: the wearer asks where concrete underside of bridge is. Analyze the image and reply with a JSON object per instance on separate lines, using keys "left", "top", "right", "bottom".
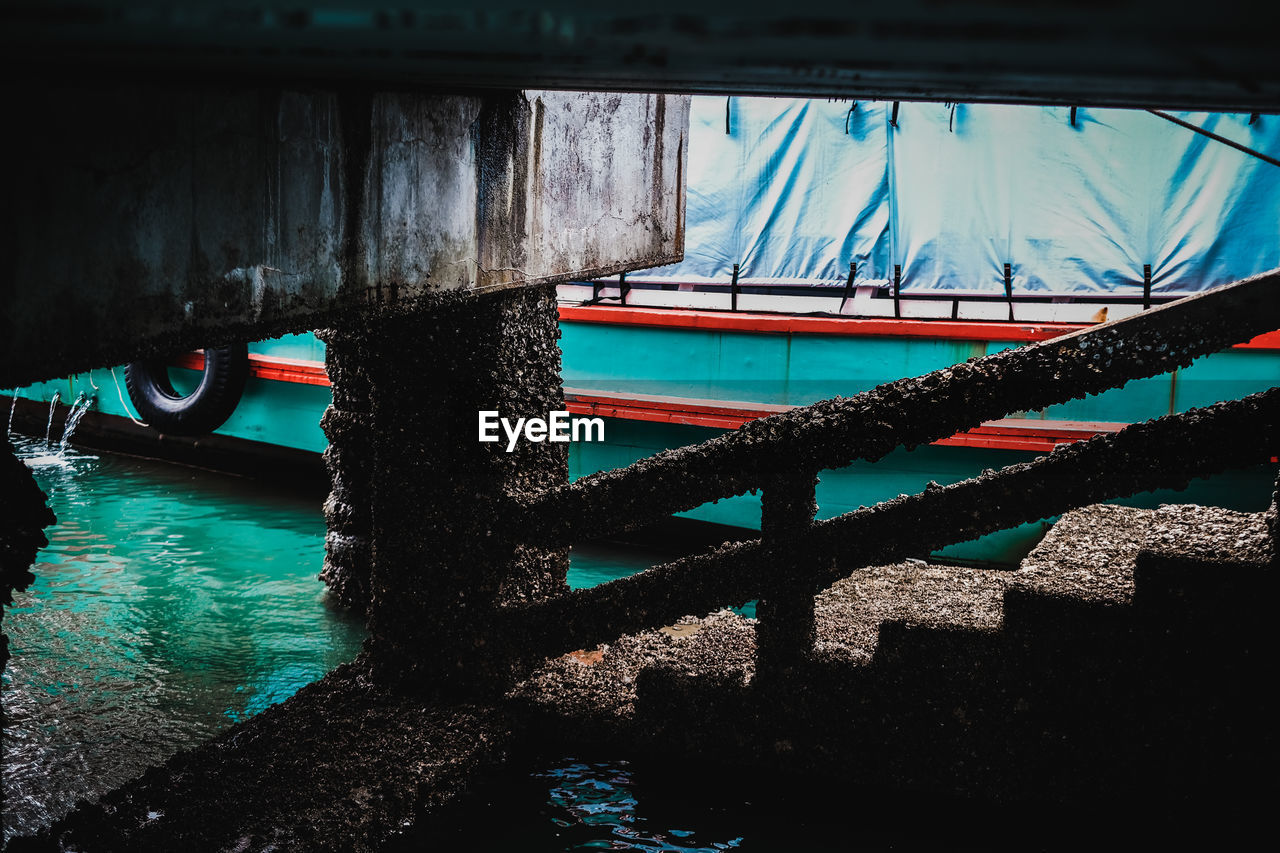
{"left": 5, "top": 3, "right": 1280, "bottom": 113}
{"left": 0, "top": 86, "right": 687, "bottom": 390}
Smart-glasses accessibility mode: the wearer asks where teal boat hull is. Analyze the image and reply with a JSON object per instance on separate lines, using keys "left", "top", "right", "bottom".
{"left": 11, "top": 317, "right": 1278, "bottom": 566}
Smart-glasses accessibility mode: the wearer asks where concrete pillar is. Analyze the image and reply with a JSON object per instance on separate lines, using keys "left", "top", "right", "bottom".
{"left": 342, "top": 285, "right": 569, "bottom": 694}
{"left": 755, "top": 473, "right": 822, "bottom": 681}
{"left": 315, "top": 327, "right": 375, "bottom": 611}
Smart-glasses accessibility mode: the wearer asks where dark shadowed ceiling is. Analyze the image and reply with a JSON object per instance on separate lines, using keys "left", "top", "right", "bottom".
{"left": 2, "top": 1, "right": 1276, "bottom": 112}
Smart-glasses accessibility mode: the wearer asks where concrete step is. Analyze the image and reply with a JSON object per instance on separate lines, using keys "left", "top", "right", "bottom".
{"left": 518, "top": 499, "right": 1277, "bottom": 816}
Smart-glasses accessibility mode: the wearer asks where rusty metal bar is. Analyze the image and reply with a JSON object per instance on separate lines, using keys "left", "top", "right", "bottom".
{"left": 755, "top": 473, "right": 822, "bottom": 678}
{"left": 517, "top": 270, "right": 1280, "bottom": 550}
{"left": 505, "top": 388, "right": 1278, "bottom": 664}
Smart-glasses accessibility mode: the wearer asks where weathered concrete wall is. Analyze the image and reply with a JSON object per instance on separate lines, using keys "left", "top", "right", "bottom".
{"left": 0, "top": 86, "right": 687, "bottom": 388}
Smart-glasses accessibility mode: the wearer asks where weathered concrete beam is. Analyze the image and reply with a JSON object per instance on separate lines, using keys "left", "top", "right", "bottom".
{"left": 0, "top": 87, "right": 687, "bottom": 388}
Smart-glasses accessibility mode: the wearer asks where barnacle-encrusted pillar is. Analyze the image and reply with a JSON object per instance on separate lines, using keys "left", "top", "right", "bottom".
{"left": 1, "top": 441, "right": 56, "bottom": 677}
{"left": 1269, "top": 471, "right": 1279, "bottom": 572}
{"left": 350, "top": 285, "right": 570, "bottom": 695}
{"left": 755, "top": 473, "right": 823, "bottom": 681}
{"left": 316, "top": 326, "right": 374, "bottom": 611}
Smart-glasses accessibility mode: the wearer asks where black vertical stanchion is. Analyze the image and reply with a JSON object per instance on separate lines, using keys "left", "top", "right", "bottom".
{"left": 755, "top": 473, "right": 822, "bottom": 683}
{"left": 893, "top": 264, "right": 902, "bottom": 319}
{"left": 1004, "top": 262, "right": 1014, "bottom": 321}
{"left": 839, "top": 261, "right": 856, "bottom": 314}
{"left": 731, "top": 263, "right": 740, "bottom": 312}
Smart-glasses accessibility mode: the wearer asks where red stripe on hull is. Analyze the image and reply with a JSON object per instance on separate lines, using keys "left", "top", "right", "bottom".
{"left": 562, "top": 389, "right": 1127, "bottom": 452}
{"left": 174, "top": 352, "right": 332, "bottom": 387}
{"left": 557, "top": 305, "right": 1280, "bottom": 349}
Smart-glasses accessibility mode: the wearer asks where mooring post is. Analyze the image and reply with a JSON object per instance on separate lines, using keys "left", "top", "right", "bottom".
{"left": 347, "top": 285, "right": 570, "bottom": 695}
{"left": 316, "top": 325, "right": 375, "bottom": 612}
{"left": 755, "top": 472, "right": 822, "bottom": 681}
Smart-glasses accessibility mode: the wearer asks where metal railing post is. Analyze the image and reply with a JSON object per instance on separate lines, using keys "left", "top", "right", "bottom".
{"left": 756, "top": 472, "right": 823, "bottom": 680}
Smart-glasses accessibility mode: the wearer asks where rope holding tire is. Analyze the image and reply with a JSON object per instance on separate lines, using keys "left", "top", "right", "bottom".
{"left": 124, "top": 344, "right": 250, "bottom": 436}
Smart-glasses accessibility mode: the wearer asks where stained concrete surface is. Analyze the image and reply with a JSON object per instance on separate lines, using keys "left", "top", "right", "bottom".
{"left": 0, "top": 87, "right": 687, "bottom": 389}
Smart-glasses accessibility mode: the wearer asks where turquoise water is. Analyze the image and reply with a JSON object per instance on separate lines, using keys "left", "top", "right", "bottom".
{"left": 0, "top": 435, "right": 1019, "bottom": 849}
{"left": 2, "top": 436, "right": 707, "bottom": 846}
{"left": 2, "top": 437, "right": 366, "bottom": 842}
{"left": 568, "top": 540, "right": 676, "bottom": 590}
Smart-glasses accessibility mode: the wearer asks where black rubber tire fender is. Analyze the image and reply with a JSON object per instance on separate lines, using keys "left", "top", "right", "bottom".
{"left": 124, "top": 344, "right": 250, "bottom": 436}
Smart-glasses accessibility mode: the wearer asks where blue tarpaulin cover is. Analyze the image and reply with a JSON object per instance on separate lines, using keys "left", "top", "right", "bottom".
{"left": 631, "top": 97, "right": 1280, "bottom": 295}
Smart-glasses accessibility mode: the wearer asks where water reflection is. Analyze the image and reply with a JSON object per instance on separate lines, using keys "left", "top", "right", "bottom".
{"left": 2, "top": 436, "right": 366, "bottom": 842}
{"left": 4, "top": 435, "right": 753, "bottom": 846}
{"left": 539, "top": 760, "right": 744, "bottom": 852}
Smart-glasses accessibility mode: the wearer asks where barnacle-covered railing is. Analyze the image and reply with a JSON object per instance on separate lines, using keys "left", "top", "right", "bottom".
{"left": 503, "top": 270, "right": 1280, "bottom": 678}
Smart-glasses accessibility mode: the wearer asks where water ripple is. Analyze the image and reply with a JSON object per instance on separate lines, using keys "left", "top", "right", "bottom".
{"left": 2, "top": 436, "right": 366, "bottom": 843}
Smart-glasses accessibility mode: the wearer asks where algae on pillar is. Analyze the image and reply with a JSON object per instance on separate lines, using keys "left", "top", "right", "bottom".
{"left": 316, "top": 326, "right": 375, "bottom": 612}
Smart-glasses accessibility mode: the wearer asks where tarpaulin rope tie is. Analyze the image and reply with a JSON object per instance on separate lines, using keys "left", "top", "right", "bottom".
{"left": 1148, "top": 109, "right": 1280, "bottom": 169}
{"left": 839, "top": 261, "right": 856, "bottom": 313}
